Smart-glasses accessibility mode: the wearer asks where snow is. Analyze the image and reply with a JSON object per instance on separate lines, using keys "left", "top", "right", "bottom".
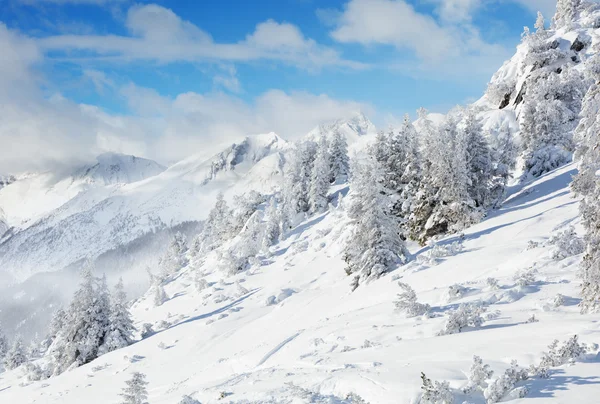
{"left": 1, "top": 163, "right": 598, "bottom": 403}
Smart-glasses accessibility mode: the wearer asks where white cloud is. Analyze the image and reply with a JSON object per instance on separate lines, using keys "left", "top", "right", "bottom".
{"left": 0, "top": 23, "right": 370, "bottom": 173}
{"left": 433, "top": 0, "right": 482, "bottom": 22}
{"left": 38, "top": 4, "right": 362, "bottom": 70}
{"left": 212, "top": 66, "right": 242, "bottom": 93}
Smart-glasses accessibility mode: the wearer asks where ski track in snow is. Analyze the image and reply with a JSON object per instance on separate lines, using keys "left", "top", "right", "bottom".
{"left": 256, "top": 330, "right": 305, "bottom": 367}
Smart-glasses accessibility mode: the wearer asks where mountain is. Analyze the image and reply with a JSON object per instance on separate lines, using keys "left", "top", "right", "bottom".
{"left": 306, "top": 111, "right": 376, "bottom": 143}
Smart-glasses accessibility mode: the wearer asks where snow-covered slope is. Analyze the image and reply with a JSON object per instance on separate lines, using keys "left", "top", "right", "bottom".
{"left": 306, "top": 112, "right": 376, "bottom": 144}
{"left": 1, "top": 163, "right": 597, "bottom": 403}
{"left": 0, "top": 134, "right": 288, "bottom": 284}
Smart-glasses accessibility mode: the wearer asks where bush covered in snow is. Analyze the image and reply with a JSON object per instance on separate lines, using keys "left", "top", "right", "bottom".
{"left": 513, "top": 268, "right": 537, "bottom": 287}
{"left": 463, "top": 355, "right": 494, "bottom": 394}
{"left": 419, "top": 372, "right": 454, "bottom": 404}
{"left": 445, "top": 284, "right": 467, "bottom": 302}
{"left": 394, "top": 282, "right": 431, "bottom": 317}
{"left": 483, "top": 360, "right": 528, "bottom": 403}
{"left": 438, "top": 302, "right": 486, "bottom": 336}
{"left": 546, "top": 226, "right": 585, "bottom": 260}
{"left": 418, "top": 241, "right": 464, "bottom": 266}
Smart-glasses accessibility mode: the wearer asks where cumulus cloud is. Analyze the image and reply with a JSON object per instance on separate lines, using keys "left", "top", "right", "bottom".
{"left": 0, "top": 23, "right": 370, "bottom": 173}
{"left": 38, "top": 4, "right": 362, "bottom": 70}
{"left": 328, "top": 0, "right": 511, "bottom": 77}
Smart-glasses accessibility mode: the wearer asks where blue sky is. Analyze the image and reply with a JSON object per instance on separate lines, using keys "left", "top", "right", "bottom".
{"left": 0, "top": 0, "right": 564, "bottom": 170}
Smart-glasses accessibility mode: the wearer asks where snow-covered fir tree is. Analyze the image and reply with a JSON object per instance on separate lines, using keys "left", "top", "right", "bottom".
{"left": 462, "top": 109, "right": 493, "bottom": 209}
{"left": 101, "top": 278, "right": 134, "bottom": 354}
{"left": 553, "top": 0, "right": 583, "bottom": 28}
{"left": 192, "top": 192, "right": 231, "bottom": 255}
{"left": 0, "top": 323, "right": 7, "bottom": 360}
{"left": 309, "top": 136, "right": 331, "bottom": 213}
{"left": 344, "top": 158, "right": 408, "bottom": 288}
{"left": 159, "top": 232, "right": 188, "bottom": 279}
{"left": 283, "top": 141, "right": 316, "bottom": 223}
{"left": 120, "top": 372, "right": 149, "bottom": 404}
{"left": 262, "top": 197, "right": 281, "bottom": 251}
{"left": 50, "top": 267, "right": 111, "bottom": 374}
{"left": 489, "top": 123, "right": 518, "bottom": 207}
{"left": 572, "top": 47, "right": 600, "bottom": 313}
{"left": 4, "top": 336, "right": 26, "bottom": 370}
{"left": 153, "top": 282, "right": 169, "bottom": 307}
{"left": 328, "top": 130, "right": 349, "bottom": 184}
{"left": 230, "top": 190, "right": 265, "bottom": 235}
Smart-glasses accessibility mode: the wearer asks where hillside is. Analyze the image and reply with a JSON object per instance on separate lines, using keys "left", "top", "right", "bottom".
{"left": 0, "top": 164, "right": 596, "bottom": 403}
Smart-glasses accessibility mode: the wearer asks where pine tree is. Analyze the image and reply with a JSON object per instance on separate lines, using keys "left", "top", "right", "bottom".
{"left": 572, "top": 50, "right": 600, "bottom": 313}
{"left": 153, "top": 282, "right": 168, "bottom": 307}
{"left": 50, "top": 267, "right": 111, "bottom": 374}
{"left": 262, "top": 197, "right": 281, "bottom": 251}
{"left": 101, "top": 278, "right": 135, "bottom": 354}
{"left": 490, "top": 123, "right": 518, "bottom": 207}
{"left": 329, "top": 130, "right": 350, "bottom": 184}
{"left": 553, "top": 0, "right": 582, "bottom": 29}
{"left": 309, "top": 136, "right": 331, "bottom": 213}
{"left": 159, "top": 232, "right": 188, "bottom": 279}
{"left": 4, "top": 336, "right": 26, "bottom": 370}
{"left": 120, "top": 372, "right": 149, "bottom": 404}
{"left": 283, "top": 141, "right": 316, "bottom": 222}
{"left": 462, "top": 109, "right": 492, "bottom": 208}
{"left": 0, "top": 322, "right": 8, "bottom": 360}
{"left": 344, "top": 158, "right": 408, "bottom": 287}
{"left": 193, "top": 192, "right": 232, "bottom": 255}
{"left": 534, "top": 12, "right": 547, "bottom": 35}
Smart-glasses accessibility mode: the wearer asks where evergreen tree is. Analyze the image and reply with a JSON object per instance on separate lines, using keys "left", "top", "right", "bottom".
{"left": 309, "top": 136, "right": 331, "bottom": 213}
{"left": 120, "top": 372, "right": 149, "bottom": 404}
{"left": 101, "top": 278, "right": 135, "bottom": 354}
{"left": 159, "top": 232, "right": 188, "bottom": 279}
{"left": 0, "top": 323, "right": 7, "bottom": 360}
{"left": 51, "top": 267, "right": 111, "bottom": 374}
{"left": 192, "top": 192, "right": 232, "bottom": 255}
{"left": 262, "top": 197, "right": 281, "bottom": 251}
{"left": 489, "top": 123, "right": 518, "bottom": 207}
{"left": 329, "top": 130, "right": 350, "bottom": 184}
{"left": 4, "top": 336, "right": 26, "bottom": 370}
{"left": 553, "top": 0, "right": 582, "bottom": 29}
{"left": 572, "top": 50, "right": 600, "bottom": 313}
{"left": 282, "top": 141, "right": 316, "bottom": 222}
{"left": 344, "top": 158, "right": 408, "bottom": 288}
{"left": 153, "top": 282, "right": 168, "bottom": 307}
{"left": 462, "top": 109, "right": 493, "bottom": 208}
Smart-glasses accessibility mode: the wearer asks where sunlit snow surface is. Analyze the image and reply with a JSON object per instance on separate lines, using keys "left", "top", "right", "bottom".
{"left": 1, "top": 163, "right": 598, "bottom": 403}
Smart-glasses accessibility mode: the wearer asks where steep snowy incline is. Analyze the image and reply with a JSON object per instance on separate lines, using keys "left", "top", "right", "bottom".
{"left": 2, "top": 163, "right": 597, "bottom": 403}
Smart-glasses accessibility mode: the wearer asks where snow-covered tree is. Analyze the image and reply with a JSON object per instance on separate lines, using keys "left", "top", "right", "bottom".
{"left": 50, "top": 267, "right": 111, "bottom": 374}
{"left": 101, "top": 278, "right": 134, "bottom": 354}
{"left": 394, "top": 282, "right": 430, "bottom": 317}
{"left": 4, "top": 336, "right": 26, "bottom": 370}
{"left": 283, "top": 141, "right": 316, "bottom": 222}
{"left": 192, "top": 192, "right": 232, "bottom": 255}
{"left": 0, "top": 323, "right": 7, "bottom": 360}
{"left": 153, "top": 282, "right": 169, "bottom": 307}
{"left": 309, "top": 136, "right": 331, "bottom": 213}
{"left": 489, "top": 123, "right": 518, "bottom": 207}
{"left": 159, "top": 232, "right": 188, "bottom": 279}
{"left": 553, "top": 0, "right": 582, "bottom": 29}
{"left": 230, "top": 190, "right": 265, "bottom": 235}
{"left": 120, "top": 372, "right": 149, "bottom": 404}
{"left": 344, "top": 158, "right": 408, "bottom": 287}
{"left": 462, "top": 109, "right": 493, "bottom": 209}
{"left": 420, "top": 372, "right": 454, "bottom": 404}
{"left": 535, "top": 11, "right": 547, "bottom": 34}
{"left": 463, "top": 355, "right": 493, "bottom": 394}
{"left": 572, "top": 50, "right": 600, "bottom": 313}
{"left": 483, "top": 361, "right": 528, "bottom": 403}
{"left": 329, "top": 130, "right": 350, "bottom": 184}
{"left": 262, "top": 197, "right": 281, "bottom": 251}
{"left": 179, "top": 395, "right": 201, "bottom": 404}
{"left": 438, "top": 302, "right": 486, "bottom": 336}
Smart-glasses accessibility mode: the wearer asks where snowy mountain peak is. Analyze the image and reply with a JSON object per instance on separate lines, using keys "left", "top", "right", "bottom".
{"left": 74, "top": 152, "right": 166, "bottom": 186}
{"left": 306, "top": 111, "right": 376, "bottom": 143}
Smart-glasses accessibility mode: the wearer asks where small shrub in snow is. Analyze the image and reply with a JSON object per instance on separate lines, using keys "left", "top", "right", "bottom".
{"left": 539, "top": 335, "right": 588, "bottom": 369}
{"left": 463, "top": 355, "right": 493, "bottom": 394}
{"left": 195, "top": 276, "right": 208, "bottom": 292}
{"left": 394, "top": 282, "right": 431, "bottom": 317}
{"left": 156, "top": 320, "right": 171, "bottom": 330}
{"left": 438, "top": 303, "right": 486, "bottom": 336}
{"left": 483, "top": 360, "right": 528, "bottom": 403}
{"left": 140, "top": 323, "right": 155, "bottom": 339}
{"left": 445, "top": 284, "right": 467, "bottom": 302}
{"left": 419, "top": 372, "right": 454, "bottom": 404}
{"left": 527, "top": 240, "right": 540, "bottom": 250}
{"left": 179, "top": 395, "right": 201, "bottom": 404}
{"left": 546, "top": 226, "right": 585, "bottom": 260}
{"left": 526, "top": 314, "right": 539, "bottom": 323}
{"left": 513, "top": 268, "right": 536, "bottom": 287}
{"left": 485, "top": 278, "right": 499, "bottom": 290}
{"left": 345, "top": 392, "right": 369, "bottom": 403}
{"left": 120, "top": 372, "right": 149, "bottom": 404}
{"left": 553, "top": 293, "right": 565, "bottom": 307}
{"left": 418, "top": 242, "right": 464, "bottom": 266}
{"left": 25, "top": 362, "right": 50, "bottom": 381}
